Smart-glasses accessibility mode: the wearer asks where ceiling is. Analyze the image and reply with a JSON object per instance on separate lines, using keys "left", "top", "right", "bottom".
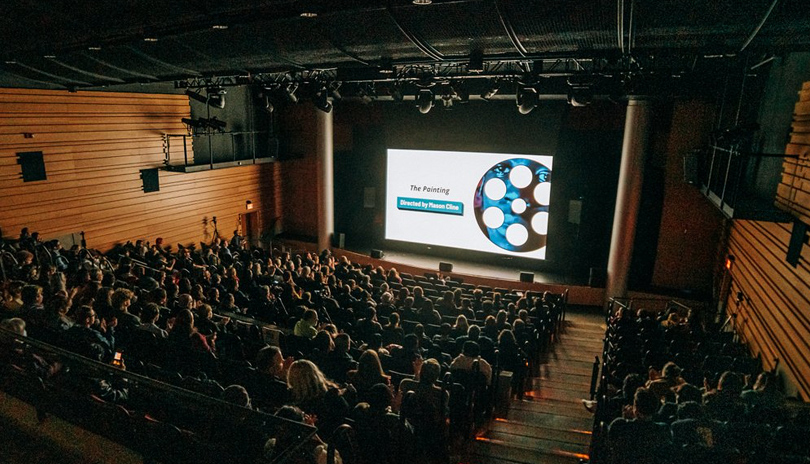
{"left": 1, "top": 0, "right": 808, "bottom": 95}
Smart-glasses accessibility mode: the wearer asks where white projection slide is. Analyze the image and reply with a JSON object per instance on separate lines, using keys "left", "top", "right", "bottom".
{"left": 385, "top": 149, "right": 553, "bottom": 260}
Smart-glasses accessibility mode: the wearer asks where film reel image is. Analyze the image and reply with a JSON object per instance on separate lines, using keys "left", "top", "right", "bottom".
{"left": 473, "top": 158, "right": 551, "bottom": 252}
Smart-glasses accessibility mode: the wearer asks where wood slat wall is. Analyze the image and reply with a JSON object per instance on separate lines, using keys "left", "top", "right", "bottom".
{"left": 727, "top": 80, "right": 810, "bottom": 399}
{"left": 776, "top": 82, "right": 810, "bottom": 223}
{"left": 0, "top": 88, "right": 282, "bottom": 251}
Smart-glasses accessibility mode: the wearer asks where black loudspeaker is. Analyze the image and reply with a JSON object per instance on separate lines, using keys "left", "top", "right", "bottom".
{"left": 439, "top": 262, "right": 453, "bottom": 273}
{"left": 17, "top": 151, "right": 47, "bottom": 182}
{"left": 519, "top": 272, "right": 534, "bottom": 283}
{"left": 140, "top": 168, "right": 160, "bottom": 193}
{"left": 787, "top": 219, "right": 808, "bottom": 267}
{"left": 371, "top": 249, "right": 384, "bottom": 259}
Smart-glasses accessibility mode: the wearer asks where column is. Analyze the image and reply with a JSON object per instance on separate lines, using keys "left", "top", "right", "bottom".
{"left": 605, "top": 99, "right": 651, "bottom": 305}
{"left": 316, "top": 108, "right": 334, "bottom": 252}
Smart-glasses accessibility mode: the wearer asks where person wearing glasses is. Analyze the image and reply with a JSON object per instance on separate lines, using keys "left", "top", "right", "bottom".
{"left": 65, "top": 305, "right": 116, "bottom": 362}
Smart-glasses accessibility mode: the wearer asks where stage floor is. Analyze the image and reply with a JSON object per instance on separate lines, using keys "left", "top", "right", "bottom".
{"left": 355, "top": 248, "right": 581, "bottom": 285}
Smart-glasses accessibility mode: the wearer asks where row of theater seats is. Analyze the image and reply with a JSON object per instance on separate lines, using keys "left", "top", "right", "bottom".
{"left": 0, "top": 327, "right": 315, "bottom": 464}
{"left": 589, "top": 300, "right": 810, "bottom": 464}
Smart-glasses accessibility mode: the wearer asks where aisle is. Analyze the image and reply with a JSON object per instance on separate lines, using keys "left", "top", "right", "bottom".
{"left": 467, "top": 309, "right": 606, "bottom": 464}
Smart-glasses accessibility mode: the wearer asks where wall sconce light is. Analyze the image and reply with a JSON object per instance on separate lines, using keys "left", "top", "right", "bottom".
{"left": 246, "top": 200, "right": 254, "bottom": 210}
{"left": 725, "top": 255, "right": 735, "bottom": 270}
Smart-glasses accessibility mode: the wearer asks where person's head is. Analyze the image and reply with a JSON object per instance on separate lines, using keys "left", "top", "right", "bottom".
{"left": 496, "top": 310, "right": 508, "bottom": 325}
{"left": 111, "top": 288, "right": 134, "bottom": 312}
{"left": 334, "top": 333, "right": 351, "bottom": 354}
{"left": 256, "top": 345, "right": 285, "bottom": 376}
{"left": 414, "top": 324, "right": 425, "bottom": 338}
{"left": 388, "top": 312, "right": 400, "bottom": 327}
{"left": 287, "top": 359, "right": 329, "bottom": 403}
{"left": 150, "top": 287, "right": 167, "bottom": 305}
{"left": 221, "top": 385, "right": 251, "bottom": 409}
{"left": 675, "top": 383, "right": 702, "bottom": 404}
{"left": 455, "top": 315, "right": 469, "bottom": 331}
{"left": 303, "top": 309, "right": 318, "bottom": 325}
{"left": 21, "top": 285, "right": 43, "bottom": 306}
{"left": 367, "top": 383, "right": 394, "bottom": 412}
{"left": 622, "top": 373, "right": 645, "bottom": 399}
{"left": 196, "top": 303, "right": 213, "bottom": 321}
{"left": 413, "top": 286, "right": 424, "bottom": 298}
{"left": 381, "top": 292, "right": 393, "bottom": 305}
{"left": 173, "top": 308, "right": 195, "bottom": 335}
{"left": 484, "top": 315, "right": 496, "bottom": 327}
{"left": 498, "top": 329, "right": 517, "bottom": 346}
{"left": 177, "top": 293, "right": 194, "bottom": 310}
{"left": 75, "top": 305, "right": 97, "bottom": 328}
{"left": 46, "top": 294, "right": 71, "bottom": 316}
{"left": 661, "top": 362, "right": 682, "bottom": 381}
{"left": 419, "top": 358, "right": 441, "bottom": 385}
{"left": 462, "top": 341, "right": 481, "bottom": 357}
{"left": 0, "top": 317, "right": 26, "bottom": 336}
{"left": 141, "top": 303, "right": 160, "bottom": 324}
{"left": 633, "top": 387, "right": 660, "bottom": 419}
{"left": 403, "top": 333, "right": 419, "bottom": 353}
{"left": 717, "top": 371, "right": 744, "bottom": 396}
{"left": 312, "top": 330, "right": 334, "bottom": 353}
{"left": 357, "top": 349, "right": 386, "bottom": 379}
{"left": 468, "top": 324, "right": 481, "bottom": 340}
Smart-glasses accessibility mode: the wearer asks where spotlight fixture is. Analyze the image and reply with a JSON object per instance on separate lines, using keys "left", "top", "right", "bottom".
{"left": 480, "top": 80, "right": 500, "bottom": 100}
{"left": 416, "top": 89, "right": 434, "bottom": 114}
{"left": 185, "top": 88, "right": 226, "bottom": 109}
{"left": 516, "top": 86, "right": 538, "bottom": 115}
{"left": 283, "top": 83, "right": 299, "bottom": 103}
{"left": 568, "top": 80, "right": 594, "bottom": 107}
{"left": 314, "top": 86, "right": 332, "bottom": 113}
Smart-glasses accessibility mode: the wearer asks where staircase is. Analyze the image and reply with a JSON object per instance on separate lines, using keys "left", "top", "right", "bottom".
{"left": 467, "top": 309, "right": 606, "bottom": 464}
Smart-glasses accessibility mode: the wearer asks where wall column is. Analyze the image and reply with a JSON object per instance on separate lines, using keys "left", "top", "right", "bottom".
{"left": 605, "top": 99, "right": 651, "bottom": 305}
{"left": 316, "top": 108, "right": 334, "bottom": 252}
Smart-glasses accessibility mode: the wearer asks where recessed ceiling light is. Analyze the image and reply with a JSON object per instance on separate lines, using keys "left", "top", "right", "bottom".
{"left": 88, "top": 46, "right": 102, "bottom": 51}
{"left": 413, "top": 0, "right": 432, "bottom": 4}
{"left": 4, "top": 60, "right": 17, "bottom": 64}
{"left": 212, "top": 24, "right": 228, "bottom": 30}
{"left": 300, "top": 11, "right": 318, "bottom": 18}
{"left": 143, "top": 37, "right": 158, "bottom": 42}
{"left": 44, "top": 55, "right": 56, "bottom": 59}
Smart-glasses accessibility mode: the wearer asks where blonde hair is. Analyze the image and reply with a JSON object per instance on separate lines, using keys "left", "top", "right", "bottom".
{"left": 287, "top": 359, "right": 330, "bottom": 403}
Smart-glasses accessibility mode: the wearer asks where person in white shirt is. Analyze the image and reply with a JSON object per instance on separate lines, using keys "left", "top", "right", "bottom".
{"left": 450, "top": 340, "right": 492, "bottom": 385}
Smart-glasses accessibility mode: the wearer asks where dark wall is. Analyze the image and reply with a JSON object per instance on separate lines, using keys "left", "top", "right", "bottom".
{"left": 332, "top": 99, "right": 624, "bottom": 279}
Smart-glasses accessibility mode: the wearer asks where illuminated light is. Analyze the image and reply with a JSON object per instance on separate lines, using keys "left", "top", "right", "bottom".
{"left": 143, "top": 37, "right": 158, "bottom": 42}
{"left": 413, "top": 0, "right": 432, "bottom": 4}
{"left": 212, "top": 24, "right": 228, "bottom": 30}
{"left": 494, "top": 417, "right": 507, "bottom": 422}
{"left": 246, "top": 200, "right": 254, "bottom": 210}
{"left": 300, "top": 11, "right": 318, "bottom": 18}
{"left": 44, "top": 55, "right": 56, "bottom": 59}
{"left": 87, "top": 46, "right": 102, "bottom": 51}
{"left": 725, "top": 255, "right": 735, "bottom": 270}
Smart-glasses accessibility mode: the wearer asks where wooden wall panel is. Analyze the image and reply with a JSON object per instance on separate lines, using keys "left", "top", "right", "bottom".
{"left": 0, "top": 88, "right": 283, "bottom": 251}
{"left": 726, "top": 80, "right": 810, "bottom": 400}
{"left": 776, "top": 82, "right": 810, "bottom": 224}
{"left": 726, "top": 220, "right": 810, "bottom": 399}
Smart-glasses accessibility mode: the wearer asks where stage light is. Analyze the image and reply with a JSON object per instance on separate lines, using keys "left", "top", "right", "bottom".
{"left": 568, "top": 82, "right": 593, "bottom": 107}
{"left": 185, "top": 88, "right": 226, "bottom": 109}
{"left": 469, "top": 49, "right": 484, "bottom": 73}
{"left": 314, "top": 86, "right": 332, "bottom": 113}
{"left": 416, "top": 89, "right": 434, "bottom": 114}
{"left": 480, "top": 79, "right": 499, "bottom": 100}
{"left": 283, "top": 83, "right": 299, "bottom": 103}
{"left": 516, "top": 87, "right": 538, "bottom": 114}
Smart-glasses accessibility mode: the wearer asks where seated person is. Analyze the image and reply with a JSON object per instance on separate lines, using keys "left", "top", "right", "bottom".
{"left": 321, "top": 333, "right": 356, "bottom": 384}
{"left": 65, "top": 306, "right": 116, "bottom": 362}
{"left": 401, "top": 358, "right": 448, "bottom": 464}
{"left": 251, "top": 345, "right": 292, "bottom": 410}
{"left": 294, "top": 309, "right": 319, "bottom": 340}
{"left": 348, "top": 349, "right": 391, "bottom": 403}
{"left": 450, "top": 341, "right": 492, "bottom": 386}
{"left": 137, "top": 303, "right": 168, "bottom": 338}
{"left": 702, "top": 371, "right": 746, "bottom": 422}
{"left": 353, "top": 383, "right": 414, "bottom": 464}
{"left": 607, "top": 387, "right": 673, "bottom": 464}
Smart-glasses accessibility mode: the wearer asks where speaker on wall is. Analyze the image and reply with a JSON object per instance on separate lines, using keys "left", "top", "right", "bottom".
{"left": 519, "top": 272, "right": 534, "bottom": 283}
{"left": 371, "top": 249, "right": 384, "bottom": 259}
{"left": 439, "top": 262, "right": 453, "bottom": 273}
{"left": 17, "top": 151, "right": 47, "bottom": 182}
{"left": 140, "top": 168, "right": 160, "bottom": 193}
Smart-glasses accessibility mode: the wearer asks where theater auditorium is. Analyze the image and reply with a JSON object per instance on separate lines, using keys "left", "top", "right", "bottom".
{"left": 1, "top": 2, "right": 809, "bottom": 463}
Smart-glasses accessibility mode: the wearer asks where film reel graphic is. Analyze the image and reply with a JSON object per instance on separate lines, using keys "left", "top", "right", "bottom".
{"left": 473, "top": 158, "right": 551, "bottom": 252}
